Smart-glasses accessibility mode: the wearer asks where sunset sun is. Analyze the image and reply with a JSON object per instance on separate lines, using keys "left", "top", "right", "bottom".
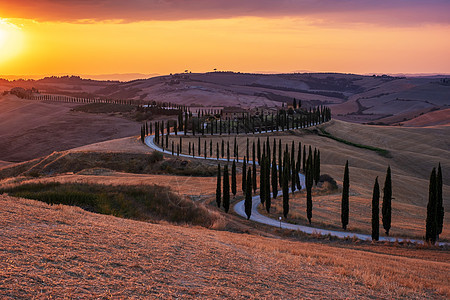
{"left": 0, "top": 19, "right": 24, "bottom": 64}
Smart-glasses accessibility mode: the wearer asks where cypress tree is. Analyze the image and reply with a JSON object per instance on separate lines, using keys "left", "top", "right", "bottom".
{"left": 272, "top": 147, "right": 278, "bottom": 199}
{"left": 210, "top": 140, "right": 213, "bottom": 157}
{"left": 282, "top": 161, "right": 290, "bottom": 218}
{"left": 231, "top": 160, "right": 237, "bottom": 196}
{"left": 221, "top": 139, "right": 225, "bottom": 158}
{"left": 242, "top": 157, "right": 247, "bottom": 193}
{"left": 426, "top": 168, "right": 438, "bottom": 244}
{"left": 291, "top": 141, "right": 295, "bottom": 174}
{"left": 257, "top": 138, "right": 261, "bottom": 165}
{"left": 372, "top": 177, "right": 380, "bottom": 241}
{"left": 216, "top": 164, "right": 221, "bottom": 208}
{"left": 291, "top": 156, "right": 296, "bottom": 194}
{"left": 227, "top": 140, "right": 230, "bottom": 161}
{"left": 223, "top": 165, "right": 230, "bottom": 213}
{"left": 306, "top": 154, "right": 313, "bottom": 224}
{"left": 341, "top": 160, "right": 349, "bottom": 230}
{"left": 252, "top": 159, "right": 257, "bottom": 193}
{"left": 260, "top": 155, "right": 265, "bottom": 204}
{"left": 265, "top": 156, "right": 271, "bottom": 213}
{"left": 437, "top": 163, "right": 444, "bottom": 238}
{"left": 382, "top": 166, "right": 392, "bottom": 235}
{"left": 278, "top": 140, "right": 283, "bottom": 187}
{"left": 246, "top": 138, "right": 249, "bottom": 161}
{"left": 140, "top": 125, "right": 145, "bottom": 143}
{"left": 302, "top": 145, "right": 306, "bottom": 172}
{"left": 315, "top": 150, "right": 320, "bottom": 185}
{"left": 245, "top": 168, "right": 253, "bottom": 220}
{"left": 216, "top": 142, "right": 219, "bottom": 160}
{"left": 252, "top": 141, "right": 256, "bottom": 165}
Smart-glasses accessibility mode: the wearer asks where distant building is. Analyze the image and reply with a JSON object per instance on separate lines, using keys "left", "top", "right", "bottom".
{"left": 222, "top": 106, "right": 250, "bottom": 119}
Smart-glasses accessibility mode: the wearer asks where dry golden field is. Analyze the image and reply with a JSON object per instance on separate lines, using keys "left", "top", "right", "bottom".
{"left": 1, "top": 195, "right": 449, "bottom": 299}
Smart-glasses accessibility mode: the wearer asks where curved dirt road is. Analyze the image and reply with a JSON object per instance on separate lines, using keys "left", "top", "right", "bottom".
{"left": 144, "top": 134, "right": 446, "bottom": 245}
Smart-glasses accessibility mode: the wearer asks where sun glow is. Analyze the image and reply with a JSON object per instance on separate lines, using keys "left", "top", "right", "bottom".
{"left": 0, "top": 19, "right": 24, "bottom": 65}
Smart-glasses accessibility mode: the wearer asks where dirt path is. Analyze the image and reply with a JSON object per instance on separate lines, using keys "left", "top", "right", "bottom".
{"left": 144, "top": 133, "right": 447, "bottom": 245}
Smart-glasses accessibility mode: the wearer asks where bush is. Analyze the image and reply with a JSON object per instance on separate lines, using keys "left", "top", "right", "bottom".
{"left": 1, "top": 183, "right": 220, "bottom": 227}
{"left": 148, "top": 151, "right": 164, "bottom": 163}
{"left": 319, "top": 174, "right": 338, "bottom": 190}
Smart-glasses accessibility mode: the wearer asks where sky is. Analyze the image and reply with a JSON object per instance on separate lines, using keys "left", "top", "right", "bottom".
{"left": 0, "top": 0, "right": 449, "bottom": 80}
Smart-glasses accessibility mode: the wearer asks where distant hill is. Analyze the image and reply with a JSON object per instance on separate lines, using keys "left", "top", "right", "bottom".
{"left": 1, "top": 72, "right": 449, "bottom": 124}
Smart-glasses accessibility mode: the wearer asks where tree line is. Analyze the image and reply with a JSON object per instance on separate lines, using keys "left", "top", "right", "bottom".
{"left": 140, "top": 104, "right": 332, "bottom": 144}
{"left": 215, "top": 139, "right": 321, "bottom": 224}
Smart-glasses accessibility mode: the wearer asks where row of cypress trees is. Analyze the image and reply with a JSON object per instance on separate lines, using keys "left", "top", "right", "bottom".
{"left": 216, "top": 140, "right": 321, "bottom": 221}
{"left": 361, "top": 163, "right": 445, "bottom": 244}
{"left": 213, "top": 143, "right": 444, "bottom": 244}
{"left": 342, "top": 162, "right": 392, "bottom": 238}
{"left": 216, "top": 161, "right": 239, "bottom": 213}
{"left": 141, "top": 104, "right": 332, "bottom": 144}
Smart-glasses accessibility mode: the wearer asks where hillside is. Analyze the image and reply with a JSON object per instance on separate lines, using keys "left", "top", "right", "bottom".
{"left": 1, "top": 195, "right": 448, "bottom": 299}
{"left": 0, "top": 94, "right": 139, "bottom": 162}
{"left": 2, "top": 73, "right": 449, "bottom": 125}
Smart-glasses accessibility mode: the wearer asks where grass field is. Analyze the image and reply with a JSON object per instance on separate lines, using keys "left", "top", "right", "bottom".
{"left": 166, "top": 120, "right": 450, "bottom": 241}
{"left": 1, "top": 195, "right": 448, "bottom": 298}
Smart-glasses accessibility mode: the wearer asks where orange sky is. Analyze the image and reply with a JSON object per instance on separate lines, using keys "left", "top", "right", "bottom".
{"left": 1, "top": 1, "right": 450, "bottom": 79}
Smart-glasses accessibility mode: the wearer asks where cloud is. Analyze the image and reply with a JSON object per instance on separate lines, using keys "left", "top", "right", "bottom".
{"left": 1, "top": 0, "right": 449, "bottom": 25}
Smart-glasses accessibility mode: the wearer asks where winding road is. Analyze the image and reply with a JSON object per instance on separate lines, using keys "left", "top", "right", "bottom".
{"left": 144, "top": 133, "right": 446, "bottom": 245}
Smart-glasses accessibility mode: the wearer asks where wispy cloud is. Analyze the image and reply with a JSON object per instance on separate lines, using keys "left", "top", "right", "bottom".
{"left": 1, "top": 0, "right": 449, "bottom": 25}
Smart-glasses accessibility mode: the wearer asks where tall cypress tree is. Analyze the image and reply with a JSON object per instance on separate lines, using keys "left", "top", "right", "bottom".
{"left": 245, "top": 168, "right": 253, "bottom": 220}
{"left": 291, "top": 141, "right": 295, "bottom": 174}
{"left": 221, "top": 139, "right": 225, "bottom": 158}
{"left": 231, "top": 160, "right": 237, "bottom": 197}
{"left": 372, "top": 177, "right": 380, "bottom": 241}
{"left": 315, "top": 150, "right": 320, "bottom": 185}
{"left": 260, "top": 154, "right": 266, "bottom": 204}
{"left": 306, "top": 154, "right": 313, "bottom": 224}
{"left": 227, "top": 140, "right": 230, "bottom": 161}
{"left": 257, "top": 138, "right": 261, "bottom": 165}
{"left": 278, "top": 140, "right": 283, "bottom": 187}
{"left": 252, "top": 141, "right": 256, "bottom": 165}
{"left": 265, "top": 156, "right": 271, "bottom": 213}
{"left": 341, "top": 160, "right": 349, "bottom": 230}
{"left": 216, "top": 164, "right": 221, "bottom": 208}
{"left": 246, "top": 138, "right": 249, "bottom": 161}
{"left": 382, "top": 166, "right": 392, "bottom": 235}
{"left": 302, "top": 145, "right": 306, "bottom": 172}
{"left": 437, "top": 163, "right": 444, "bottom": 238}
{"left": 426, "top": 168, "right": 438, "bottom": 244}
{"left": 210, "top": 139, "right": 212, "bottom": 157}
{"left": 282, "top": 159, "right": 290, "bottom": 218}
{"left": 242, "top": 157, "right": 247, "bottom": 193}
{"left": 252, "top": 159, "right": 257, "bottom": 193}
{"left": 272, "top": 147, "right": 278, "bottom": 199}
{"left": 223, "top": 165, "right": 230, "bottom": 213}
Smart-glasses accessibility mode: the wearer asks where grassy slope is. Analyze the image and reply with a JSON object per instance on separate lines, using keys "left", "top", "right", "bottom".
{"left": 167, "top": 120, "right": 450, "bottom": 240}
{"left": 1, "top": 195, "right": 448, "bottom": 299}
